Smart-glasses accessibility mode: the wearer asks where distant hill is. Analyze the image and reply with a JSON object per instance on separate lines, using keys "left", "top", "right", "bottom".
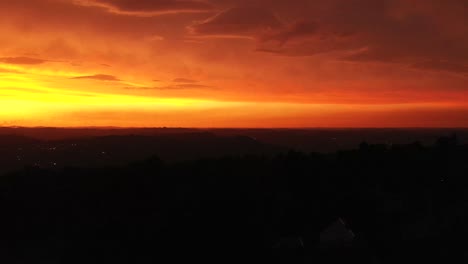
{"left": 0, "top": 132, "right": 286, "bottom": 175}
{"left": 1, "top": 127, "right": 468, "bottom": 175}
{"left": 1, "top": 127, "right": 467, "bottom": 152}
{"left": 0, "top": 127, "right": 199, "bottom": 141}
{"left": 0, "top": 134, "right": 40, "bottom": 147}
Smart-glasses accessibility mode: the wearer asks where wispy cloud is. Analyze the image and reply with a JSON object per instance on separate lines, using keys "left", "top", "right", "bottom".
{"left": 75, "top": 0, "right": 213, "bottom": 16}
{"left": 0, "top": 57, "right": 48, "bottom": 65}
{"left": 173, "top": 78, "right": 198, "bottom": 83}
{"left": 124, "top": 83, "right": 213, "bottom": 90}
{"left": 0, "top": 68, "right": 24, "bottom": 74}
{"left": 190, "top": 7, "right": 282, "bottom": 38}
{"left": 71, "top": 74, "right": 121, "bottom": 81}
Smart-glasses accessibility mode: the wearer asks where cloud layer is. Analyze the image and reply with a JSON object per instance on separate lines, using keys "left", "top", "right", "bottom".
{"left": 71, "top": 74, "right": 121, "bottom": 81}
{"left": 0, "top": 0, "right": 467, "bottom": 127}
{"left": 75, "top": 0, "right": 213, "bottom": 15}
{"left": 254, "top": 0, "right": 468, "bottom": 74}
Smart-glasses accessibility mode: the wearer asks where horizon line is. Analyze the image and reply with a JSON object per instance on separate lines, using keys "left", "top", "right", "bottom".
{"left": 1, "top": 126, "right": 468, "bottom": 130}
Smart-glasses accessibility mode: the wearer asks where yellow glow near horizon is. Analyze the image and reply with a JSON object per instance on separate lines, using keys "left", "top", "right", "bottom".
{"left": 1, "top": 69, "right": 468, "bottom": 128}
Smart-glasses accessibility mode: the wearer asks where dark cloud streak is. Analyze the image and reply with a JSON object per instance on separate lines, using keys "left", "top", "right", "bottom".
{"left": 124, "top": 83, "right": 213, "bottom": 90}
{"left": 0, "top": 57, "right": 48, "bottom": 65}
{"left": 71, "top": 74, "right": 121, "bottom": 81}
{"left": 173, "top": 78, "right": 198, "bottom": 83}
{"left": 411, "top": 60, "right": 468, "bottom": 75}
{"left": 80, "top": 0, "right": 213, "bottom": 15}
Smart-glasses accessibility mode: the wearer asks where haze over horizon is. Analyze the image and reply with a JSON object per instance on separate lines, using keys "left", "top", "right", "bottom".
{"left": 1, "top": 0, "right": 467, "bottom": 127}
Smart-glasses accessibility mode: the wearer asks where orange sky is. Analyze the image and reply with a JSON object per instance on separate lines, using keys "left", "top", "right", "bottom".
{"left": 0, "top": 0, "right": 467, "bottom": 127}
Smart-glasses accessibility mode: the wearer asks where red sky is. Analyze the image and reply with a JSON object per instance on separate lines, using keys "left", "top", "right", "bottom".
{"left": 0, "top": 0, "right": 467, "bottom": 127}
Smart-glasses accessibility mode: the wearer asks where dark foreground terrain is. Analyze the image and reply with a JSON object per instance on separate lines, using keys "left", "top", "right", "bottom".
{"left": 1, "top": 127, "right": 468, "bottom": 175}
{"left": 0, "top": 131, "right": 468, "bottom": 263}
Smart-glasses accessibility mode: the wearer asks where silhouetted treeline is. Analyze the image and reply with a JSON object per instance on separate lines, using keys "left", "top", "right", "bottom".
{"left": 1, "top": 135, "right": 468, "bottom": 263}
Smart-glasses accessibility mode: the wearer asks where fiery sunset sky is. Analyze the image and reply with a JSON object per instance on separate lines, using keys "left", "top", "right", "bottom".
{"left": 0, "top": 0, "right": 467, "bottom": 127}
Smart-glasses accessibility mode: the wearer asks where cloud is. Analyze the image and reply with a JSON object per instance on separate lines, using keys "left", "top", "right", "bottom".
{"left": 190, "top": 7, "right": 282, "bottom": 37}
{"left": 2, "top": 87, "right": 49, "bottom": 94}
{"left": 0, "top": 0, "right": 210, "bottom": 44}
{"left": 0, "top": 57, "right": 48, "bottom": 65}
{"left": 71, "top": 74, "right": 121, "bottom": 81}
{"left": 257, "top": 37, "right": 358, "bottom": 57}
{"left": 411, "top": 60, "right": 468, "bottom": 74}
{"left": 252, "top": 0, "right": 468, "bottom": 74}
{"left": 173, "top": 78, "right": 198, "bottom": 83}
{"left": 76, "top": 0, "right": 213, "bottom": 15}
{"left": 260, "top": 20, "right": 319, "bottom": 45}
{"left": 0, "top": 68, "right": 24, "bottom": 74}
{"left": 173, "top": 84, "right": 211, "bottom": 89}
{"left": 125, "top": 83, "right": 212, "bottom": 90}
